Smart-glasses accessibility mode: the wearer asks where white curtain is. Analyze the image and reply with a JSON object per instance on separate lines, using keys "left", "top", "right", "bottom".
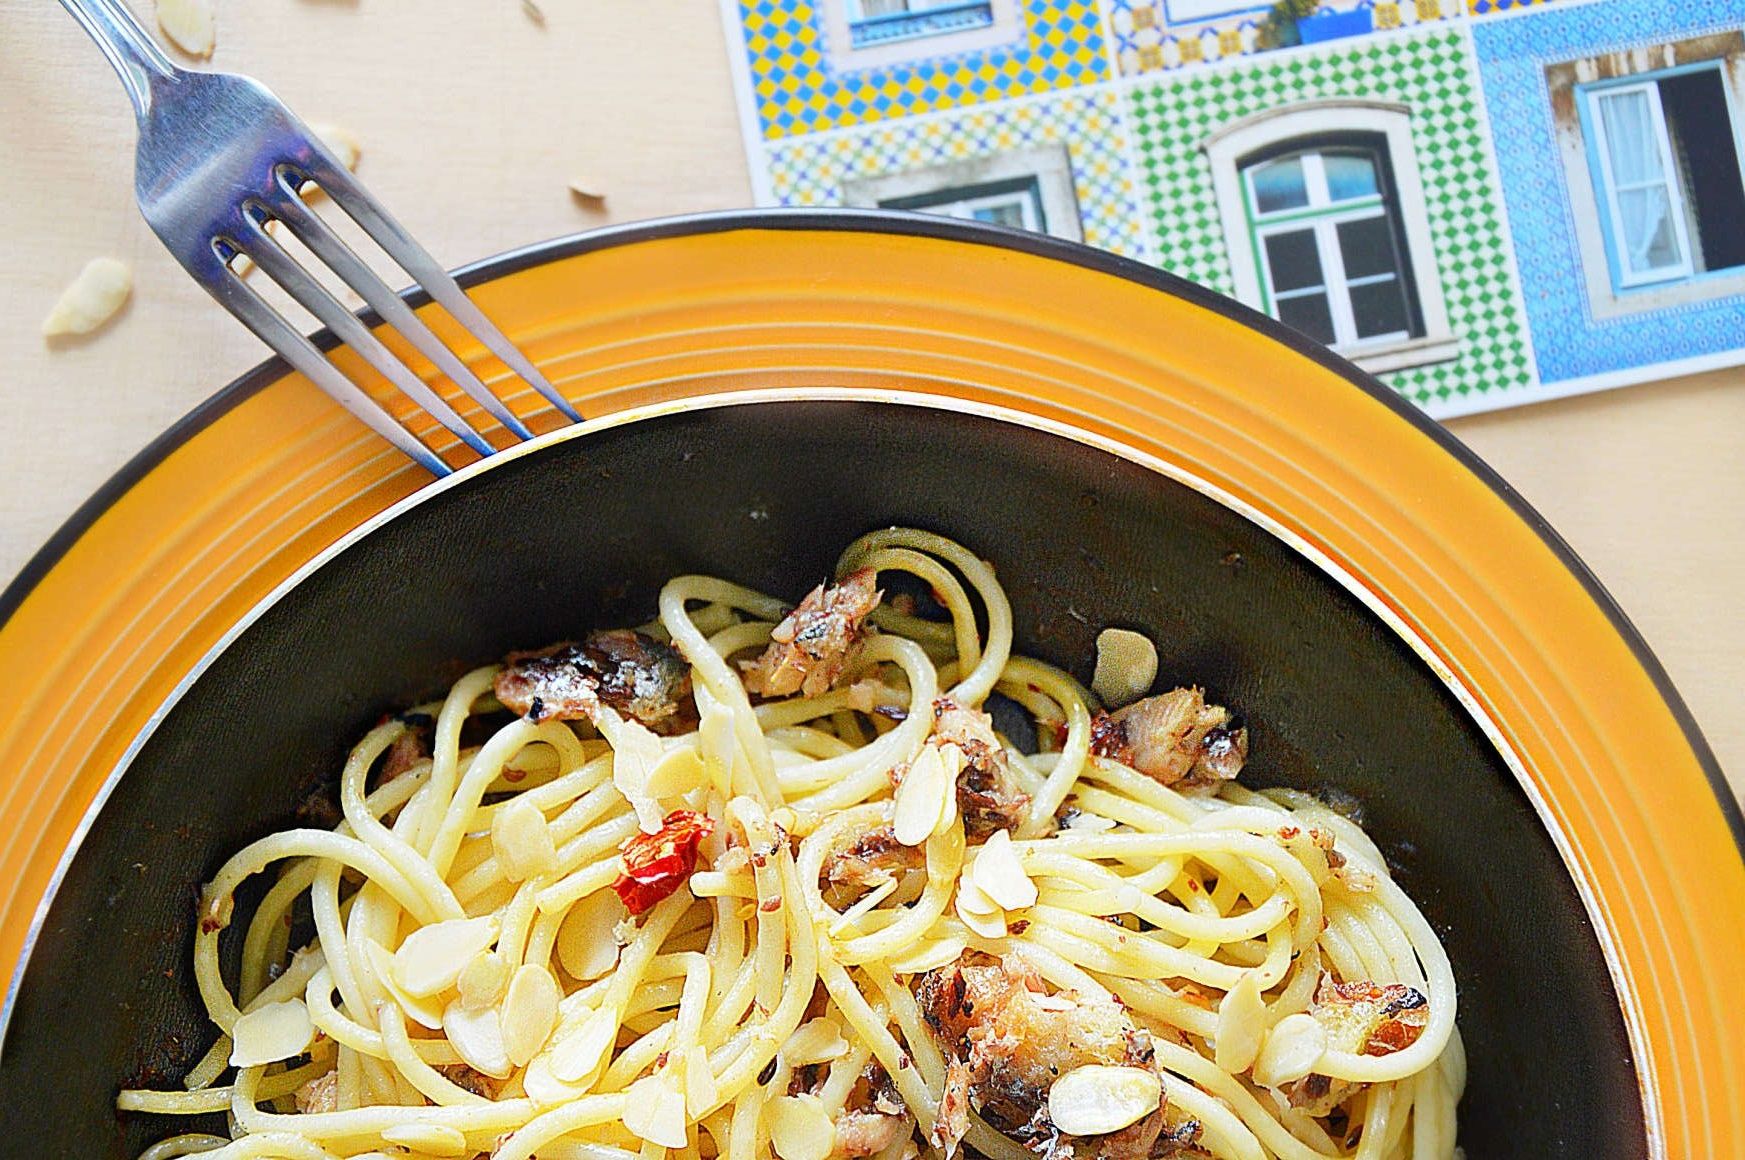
{"left": 1597, "top": 89, "right": 1679, "bottom": 275}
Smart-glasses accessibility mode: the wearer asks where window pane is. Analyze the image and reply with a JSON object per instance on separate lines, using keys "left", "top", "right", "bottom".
{"left": 972, "top": 201, "right": 1028, "bottom": 228}
{"left": 1597, "top": 90, "right": 1665, "bottom": 184}
{"left": 860, "top": 0, "right": 910, "bottom": 15}
{"left": 1349, "top": 278, "right": 1411, "bottom": 340}
{"left": 1336, "top": 215, "right": 1401, "bottom": 281}
{"left": 1324, "top": 152, "right": 1379, "bottom": 202}
{"left": 1615, "top": 186, "right": 1682, "bottom": 274}
{"left": 1264, "top": 229, "right": 1322, "bottom": 294}
{"left": 1277, "top": 293, "right": 1336, "bottom": 345}
{"left": 1251, "top": 157, "right": 1309, "bottom": 214}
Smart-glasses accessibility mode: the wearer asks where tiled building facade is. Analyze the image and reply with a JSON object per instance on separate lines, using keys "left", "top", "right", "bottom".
{"left": 726, "top": 0, "right": 1745, "bottom": 415}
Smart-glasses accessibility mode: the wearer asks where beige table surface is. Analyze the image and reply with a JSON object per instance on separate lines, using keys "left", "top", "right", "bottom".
{"left": 1, "top": 1, "right": 1739, "bottom": 798}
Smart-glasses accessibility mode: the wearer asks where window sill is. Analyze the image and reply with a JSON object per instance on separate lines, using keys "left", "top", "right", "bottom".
{"left": 1343, "top": 332, "right": 1462, "bottom": 375}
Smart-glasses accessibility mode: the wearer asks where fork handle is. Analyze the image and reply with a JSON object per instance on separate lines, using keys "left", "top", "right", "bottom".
{"left": 60, "top": 0, "right": 180, "bottom": 118}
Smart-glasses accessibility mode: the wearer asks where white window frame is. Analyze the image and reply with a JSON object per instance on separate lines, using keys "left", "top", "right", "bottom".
{"left": 916, "top": 186, "right": 1044, "bottom": 230}
{"left": 841, "top": 144, "right": 1083, "bottom": 243}
{"left": 1247, "top": 151, "right": 1413, "bottom": 350}
{"left": 1585, "top": 81, "right": 1696, "bottom": 287}
{"left": 1204, "top": 99, "right": 1460, "bottom": 375}
{"left": 823, "top": 0, "right": 1022, "bottom": 72}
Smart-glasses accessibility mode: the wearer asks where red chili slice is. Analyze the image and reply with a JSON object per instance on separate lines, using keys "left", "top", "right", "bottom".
{"left": 612, "top": 809, "right": 716, "bottom": 916}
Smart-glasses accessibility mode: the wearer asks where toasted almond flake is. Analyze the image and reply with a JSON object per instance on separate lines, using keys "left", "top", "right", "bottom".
{"left": 887, "top": 937, "right": 966, "bottom": 976}
{"left": 363, "top": 941, "right": 444, "bottom": 1029}
{"left": 229, "top": 998, "right": 313, "bottom": 1068}
{"left": 549, "top": 1004, "right": 620, "bottom": 1085}
{"left": 599, "top": 707, "right": 667, "bottom": 832}
{"left": 955, "top": 894, "right": 1007, "bottom": 940}
{"left": 1214, "top": 971, "right": 1267, "bottom": 1073}
{"left": 42, "top": 257, "right": 132, "bottom": 338}
{"left": 954, "top": 872, "right": 1001, "bottom": 918}
{"left": 381, "top": 1124, "right": 469, "bottom": 1157}
{"left": 457, "top": 950, "right": 512, "bottom": 1011}
{"left": 1047, "top": 1065, "right": 1161, "bottom": 1137}
{"left": 309, "top": 122, "right": 361, "bottom": 171}
{"left": 156, "top": 0, "right": 214, "bottom": 57}
{"left": 501, "top": 963, "right": 561, "bottom": 1067}
{"left": 442, "top": 999, "right": 512, "bottom": 1078}
{"left": 492, "top": 796, "right": 558, "bottom": 882}
{"left": 1252, "top": 1012, "right": 1327, "bottom": 1088}
{"left": 645, "top": 746, "right": 708, "bottom": 800}
{"left": 523, "top": 1051, "right": 588, "bottom": 1106}
{"left": 970, "top": 830, "right": 1037, "bottom": 910}
{"left": 556, "top": 890, "right": 627, "bottom": 981}
{"left": 684, "top": 1043, "right": 719, "bottom": 1117}
{"left": 767, "top": 1093, "right": 836, "bottom": 1160}
{"left": 1091, "top": 628, "right": 1159, "bottom": 708}
{"left": 568, "top": 178, "right": 607, "bottom": 202}
{"left": 624, "top": 1071, "right": 689, "bottom": 1148}
{"left": 786, "top": 1017, "right": 851, "bottom": 1066}
{"left": 892, "top": 746, "right": 949, "bottom": 846}
{"left": 393, "top": 916, "right": 499, "bottom": 997}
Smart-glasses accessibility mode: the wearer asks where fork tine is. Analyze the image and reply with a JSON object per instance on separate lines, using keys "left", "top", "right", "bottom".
{"left": 298, "top": 160, "right": 584, "bottom": 424}
{"left": 264, "top": 175, "right": 538, "bottom": 441}
{"left": 207, "top": 268, "right": 452, "bottom": 476}
{"left": 236, "top": 209, "right": 496, "bottom": 459}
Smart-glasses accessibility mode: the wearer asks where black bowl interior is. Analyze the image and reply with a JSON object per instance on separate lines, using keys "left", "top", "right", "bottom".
{"left": 0, "top": 399, "right": 1641, "bottom": 1156}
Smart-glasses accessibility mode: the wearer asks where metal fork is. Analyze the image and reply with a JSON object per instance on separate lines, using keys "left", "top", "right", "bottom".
{"left": 61, "top": 0, "right": 582, "bottom": 475}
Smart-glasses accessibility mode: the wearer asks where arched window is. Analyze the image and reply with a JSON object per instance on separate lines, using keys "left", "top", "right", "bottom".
{"left": 1205, "top": 100, "right": 1460, "bottom": 373}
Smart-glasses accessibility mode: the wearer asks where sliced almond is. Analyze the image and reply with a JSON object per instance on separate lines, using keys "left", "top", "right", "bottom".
{"left": 1063, "top": 810, "right": 1117, "bottom": 833}
{"left": 1047, "top": 1064, "right": 1161, "bottom": 1137}
{"left": 156, "top": 0, "right": 215, "bottom": 57}
{"left": 955, "top": 872, "right": 1002, "bottom": 918}
{"left": 767, "top": 1093, "right": 836, "bottom": 1160}
{"left": 785, "top": 1016, "right": 850, "bottom": 1066}
{"left": 1091, "top": 628, "right": 1159, "bottom": 708}
{"left": 556, "top": 889, "right": 627, "bottom": 981}
{"left": 363, "top": 940, "right": 445, "bottom": 1029}
{"left": 1252, "top": 1012, "right": 1327, "bottom": 1088}
{"left": 523, "top": 1051, "right": 587, "bottom": 1106}
{"left": 886, "top": 936, "right": 966, "bottom": 976}
{"left": 954, "top": 892, "right": 1007, "bottom": 940}
{"left": 568, "top": 177, "right": 607, "bottom": 203}
{"left": 229, "top": 998, "right": 313, "bottom": 1068}
{"left": 457, "top": 950, "right": 512, "bottom": 1011}
{"left": 970, "top": 830, "right": 1036, "bottom": 910}
{"left": 548, "top": 1004, "right": 620, "bottom": 1085}
{"left": 309, "top": 122, "right": 361, "bottom": 171}
{"left": 684, "top": 1042, "right": 718, "bottom": 1117}
{"left": 393, "top": 916, "right": 499, "bottom": 997}
{"left": 892, "top": 746, "right": 949, "bottom": 846}
{"left": 1028, "top": 992, "right": 1078, "bottom": 1012}
{"left": 382, "top": 1124, "right": 469, "bottom": 1157}
{"left": 501, "top": 963, "right": 561, "bottom": 1067}
{"left": 442, "top": 998, "right": 512, "bottom": 1079}
{"left": 492, "top": 796, "right": 558, "bottom": 882}
{"left": 600, "top": 708, "right": 667, "bottom": 832}
{"left": 645, "top": 746, "right": 708, "bottom": 800}
{"left": 623, "top": 1071, "right": 689, "bottom": 1148}
{"left": 1214, "top": 971, "right": 1267, "bottom": 1073}
{"left": 42, "top": 257, "right": 132, "bottom": 338}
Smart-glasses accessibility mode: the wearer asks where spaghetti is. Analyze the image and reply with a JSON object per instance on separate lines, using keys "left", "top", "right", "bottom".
{"left": 121, "top": 528, "right": 1463, "bottom": 1160}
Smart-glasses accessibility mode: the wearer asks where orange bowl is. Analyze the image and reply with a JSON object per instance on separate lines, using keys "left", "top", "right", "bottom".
{"left": 0, "top": 212, "right": 1739, "bottom": 1156}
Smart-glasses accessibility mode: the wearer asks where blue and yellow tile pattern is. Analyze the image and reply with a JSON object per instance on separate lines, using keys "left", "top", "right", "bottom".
{"left": 739, "top": 0, "right": 1107, "bottom": 139}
